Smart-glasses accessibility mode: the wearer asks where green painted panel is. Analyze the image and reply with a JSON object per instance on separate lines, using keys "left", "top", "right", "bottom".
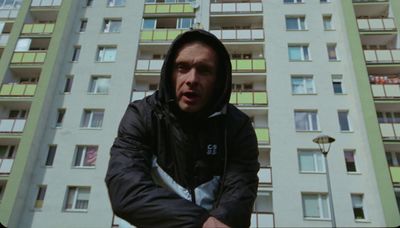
{"left": 44, "top": 24, "right": 54, "bottom": 33}
{"left": 35, "top": 53, "right": 46, "bottom": 63}
{"left": 22, "top": 53, "right": 35, "bottom": 63}
{"left": 32, "top": 24, "right": 45, "bottom": 33}
{"left": 231, "top": 60, "right": 237, "bottom": 71}
{"left": 140, "top": 31, "right": 153, "bottom": 40}
{"left": 167, "top": 30, "right": 181, "bottom": 40}
{"left": 254, "top": 92, "right": 267, "bottom": 104}
{"left": 390, "top": 167, "right": 400, "bottom": 183}
{"left": 253, "top": 59, "right": 266, "bottom": 71}
{"left": 229, "top": 92, "right": 237, "bottom": 103}
{"left": 10, "top": 84, "right": 25, "bottom": 96}
{"left": 170, "top": 4, "right": 184, "bottom": 13}
{"left": 144, "top": 4, "right": 156, "bottom": 13}
{"left": 237, "top": 92, "right": 253, "bottom": 104}
{"left": 153, "top": 30, "right": 167, "bottom": 41}
{"left": 183, "top": 4, "right": 194, "bottom": 13}
{"left": 156, "top": 5, "right": 169, "bottom": 13}
{"left": 11, "top": 53, "right": 23, "bottom": 63}
{"left": 24, "top": 84, "right": 36, "bottom": 96}
{"left": 255, "top": 128, "right": 269, "bottom": 143}
{"left": 0, "top": 84, "right": 12, "bottom": 96}
{"left": 21, "top": 24, "right": 32, "bottom": 34}
{"left": 237, "top": 60, "right": 252, "bottom": 71}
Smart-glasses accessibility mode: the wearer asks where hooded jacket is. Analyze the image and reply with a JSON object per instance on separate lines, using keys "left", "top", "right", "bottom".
{"left": 105, "top": 30, "right": 259, "bottom": 228}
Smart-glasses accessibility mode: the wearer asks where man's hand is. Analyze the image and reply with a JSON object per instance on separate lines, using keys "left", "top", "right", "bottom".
{"left": 202, "top": 217, "right": 230, "bottom": 228}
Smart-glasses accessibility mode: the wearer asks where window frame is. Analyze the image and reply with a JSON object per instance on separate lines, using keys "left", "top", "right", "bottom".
{"left": 327, "top": 43, "right": 339, "bottom": 61}
{"left": 79, "top": 19, "right": 87, "bottom": 32}
{"left": 291, "top": 75, "right": 316, "bottom": 94}
{"left": 338, "top": 110, "right": 351, "bottom": 132}
{"left": 80, "top": 109, "right": 104, "bottom": 128}
{"left": 55, "top": 108, "right": 65, "bottom": 127}
{"left": 107, "top": 0, "right": 126, "bottom": 7}
{"left": 45, "top": 145, "right": 56, "bottom": 166}
{"left": 103, "top": 18, "right": 122, "bottom": 33}
{"left": 88, "top": 75, "right": 110, "bottom": 94}
{"left": 285, "top": 15, "right": 306, "bottom": 31}
{"left": 72, "top": 46, "right": 81, "bottom": 62}
{"left": 288, "top": 44, "right": 311, "bottom": 61}
{"left": 332, "top": 74, "right": 344, "bottom": 94}
{"left": 294, "top": 110, "right": 319, "bottom": 131}
{"left": 64, "top": 186, "right": 91, "bottom": 212}
{"left": 344, "top": 150, "right": 357, "bottom": 173}
{"left": 323, "top": 15, "right": 334, "bottom": 30}
{"left": 302, "top": 193, "right": 331, "bottom": 220}
{"left": 284, "top": 0, "right": 304, "bottom": 3}
{"left": 96, "top": 46, "right": 117, "bottom": 62}
{"left": 34, "top": 185, "right": 47, "bottom": 209}
{"left": 351, "top": 194, "right": 367, "bottom": 221}
{"left": 298, "top": 149, "right": 326, "bottom": 173}
{"left": 73, "top": 145, "right": 98, "bottom": 168}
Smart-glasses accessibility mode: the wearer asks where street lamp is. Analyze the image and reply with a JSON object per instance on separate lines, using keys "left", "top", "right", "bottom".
{"left": 313, "top": 135, "right": 336, "bottom": 227}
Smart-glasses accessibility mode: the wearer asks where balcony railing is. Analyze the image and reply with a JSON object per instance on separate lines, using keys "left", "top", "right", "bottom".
{"left": 364, "top": 50, "right": 400, "bottom": 64}
{"left": 0, "top": 119, "right": 26, "bottom": 133}
{"left": 140, "top": 29, "right": 188, "bottom": 42}
{"left": 144, "top": 3, "right": 194, "bottom": 14}
{"left": 0, "top": 34, "right": 9, "bottom": 46}
{"left": 0, "top": 159, "right": 13, "bottom": 174}
{"left": 251, "top": 212, "right": 274, "bottom": 228}
{"left": 231, "top": 59, "right": 266, "bottom": 72}
{"left": 255, "top": 128, "right": 269, "bottom": 144}
{"left": 136, "top": 59, "right": 163, "bottom": 72}
{"left": 210, "top": 2, "right": 262, "bottom": 13}
{"left": 131, "top": 90, "right": 156, "bottom": 102}
{"left": 31, "top": 0, "right": 62, "bottom": 7}
{"left": 353, "top": 0, "right": 388, "bottom": 2}
{"left": 371, "top": 84, "right": 400, "bottom": 98}
{"left": 11, "top": 51, "right": 47, "bottom": 64}
{"left": 230, "top": 91, "right": 267, "bottom": 106}
{"left": 0, "top": 84, "right": 37, "bottom": 97}
{"left": 379, "top": 123, "right": 400, "bottom": 140}
{"left": 210, "top": 29, "right": 264, "bottom": 41}
{"left": 258, "top": 167, "right": 272, "bottom": 184}
{"left": 0, "top": 9, "right": 19, "bottom": 19}
{"left": 390, "top": 166, "right": 400, "bottom": 183}
{"left": 357, "top": 18, "right": 396, "bottom": 32}
{"left": 21, "top": 23, "right": 55, "bottom": 35}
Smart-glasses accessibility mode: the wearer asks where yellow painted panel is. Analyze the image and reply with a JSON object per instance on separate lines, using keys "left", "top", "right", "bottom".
{"left": 11, "top": 53, "right": 23, "bottom": 63}
{"left": 35, "top": 53, "right": 46, "bottom": 63}
{"left": 0, "top": 84, "right": 12, "bottom": 96}
{"left": 44, "top": 24, "right": 55, "bottom": 33}
{"left": 140, "top": 30, "right": 153, "bottom": 41}
{"left": 167, "top": 30, "right": 181, "bottom": 40}
{"left": 32, "top": 24, "right": 45, "bottom": 33}
{"left": 229, "top": 92, "right": 237, "bottom": 104}
{"left": 24, "top": 84, "right": 36, "bottom": 96}
{"left": 390, "top": 167, "right": 400, "bottom": 183}
{"left": 11, "top": 84, "right": 25, "bottom": 96}
{"left": 144, "top": 4, "right": 156, "bottom": 13}
{"left": 156, "top": 5, "right": 169, "bottom": 13}
{"left": 153, "top": 30, "right": 167, "bottom": 41}
{"left": 22, "top": 24, "right": 33, "bottom": 34}
{"left": 22, "top": 53, "right": 35, "bottom": 63}
{"left": 170, "top": 4, "right": 184, "bottom": 13}
{"left": 183, "top": 4, "right": 194, "bottom": 13}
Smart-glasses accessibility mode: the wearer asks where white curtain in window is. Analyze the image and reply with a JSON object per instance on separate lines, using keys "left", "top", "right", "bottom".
{"left": 351, "top": 195, "right": 363, "bottom": 208}
{"left": 96, "top": 78, "right": 109, "bottom": 93}
{"left": 15, "top": 38, "right": 31, "bottom": 51}
{"left": 299, "top": 152, "right": 315, "bottom": 172}
{"left": 103, "top": 48, "right": 116, "bottom": 61}
{"left": 303, "top": 195, "right": 319, "bottom": 218}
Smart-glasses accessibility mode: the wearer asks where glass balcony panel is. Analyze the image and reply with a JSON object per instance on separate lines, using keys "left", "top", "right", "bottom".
{"left": 22, "top": 24, "right": 33, "bottom": 34}
{"left": 183, "top": 4, "right": 194, "bottom": 13}
{"left": 0, "top": 34, "right": 9, "bottom": 46}
{"left": 390, "top": 167, "right": 400, "bottom": 183}
{"left": 22, "top": 53, "right": 35, "bottom": 63}
{"left": 210, "top": 3, "right": 222, "bottom": 12}
{"left": 170, "top": 4, "right": 184, "bottom": 13}
{"left": 383, "top": 19, "right": 396, "bottom": 30}
{"left": 229, "top": 92, "right": 237, "bottom": 103}
{"left": 11, "top": 84, "right": 25, "bottom": 96}
{"left": 140, "top": 30, "right": 153, "bottom": 41}
{"left": 236, "top": 3, "right": 250, "bottom": 12}
{"left": 167, "top": 30, "right": 182, "bottom": 40}
{"left": 255, "top": 128, "right": 269, "bottom": 144}
{"left": 369, "top": 19, "right": 384, "bottom": 30}
{"left": 258, "top": 214, "right": 274, "bottom": 228}
{"left": 380, "top": 123, "right": 395, "bottom": 138}
{"left": 237, "top": 30, "right": 251, "bottom": 39}
{"left": 11, "top": 53, "right": 23, "bottom": 63}
{"left": 0, "top": 84, "right": 12, "bottom": 96}
{"left": 394, "top": 124, "right": 400, "bottom": 138}
{"left": 384, "top": 85, "right": 400, "bottom": 97}
{"left": 44, "top": 24, "right": 55, "bottom": 33}
{"left": 0, "top": 159, "right": 13, "bottom": 173}
{"left": 371, "top": 84, "right": 385, "bottom": 97}
{"left": 156, "top": 5, "right": 169, "bottom": 13}
{"left": 32, "top": 24, "right": 45, "bottom": 33}
{"left": 131, "top": 91, "right": 146, "bottom": 102}
{"left": 153, "top": 30, "right": 168, "bottom": 40}
{"left": 210, "top": 30, "right": 221, "bottom": 39}
{"left": 25, "top": 84, "right": 37, "bottom": 96}
{"left": 250, "top": 3, "right": 262, "bottom": 12}
{"left": 237, "top": 92, "right": 252, "bottom": 104}
{"left": 250, "top": 214, "right": 257, "bottom": 227}
{"left": 258, "top": 167, "right": 272, "bottom": 184}
{"left": 222, "top": 30, "right": 235, "bottom": 39}
{"left": 222, "top": 3, "right": 235, "bottom": 12}
{"left": 237, "top": 60, "right": 252, "bottom": 71}
{"left": 35, "top": 52, "right": 46, "bottom": 63}
{"left": 253, "top": 59, "right": 266, "bottom": 71}
{"left": 0, "top": 119, "right": 26, "bottom": 132}
{"left": 364, "top": 50, "right": 377, "bottom": 63}
{"left": 254, "top": 92, "right": 267, "bottom": 104}
{"left": 149, "top": 60, "right": 163, "bottom": 70}
{"left": 252, "top": 29, "right": 264, "bottom": 39}
{"left": 231, "top": 59, "right": 236, "bottom": 71}
{"left": 136, "top": 60, "right": 150, "bottom": 70}
{"left": 392, "top": 50, "right": 400, "bottom": 63}
{"left": 357, "top": 19, "right": 369, "bottom": 30}
{"left": 144, "top": 4, "right": 156, "bottom": 13}
{"left": 376, "top": 50, "right": 393, "bottom": 63}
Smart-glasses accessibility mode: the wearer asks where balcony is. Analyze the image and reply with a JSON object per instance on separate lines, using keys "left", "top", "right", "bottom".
{"left": 0, "top": 34, "right": 9, "bottom": 47}
{"left": 255, "top": 128, "right": 269, "bottom": 145}
{"left": 357, "top": 18, "right": 396, "bottom": 32}
{"left": 0, "top": 84, "right": 37, "bottom": 97}
{"left": 0, "top": 8, "right": 19, "bottom": 19}
{"left": 251, "top": 212, "right": 274, "bottom": 228}
{"left": 136, "top": 59, "right": 163, "bottom": 72}
{"left": 10, "top": 51, "right": 47, "bottom": 64}
{"left": 230, "top": 91, "right": 267, "bottom": 106}
{"left": 379, "top": 123, "right": 400, "bottom": 140}
{"left": 364, "top": 49, "right": 400, "bottom": 64}
{"left": 21, "top": 23, "right": 55, "bottom": 35}
{"left": 0, "top": 119, "right": 26, "bottom": 133}
{"left": 258, "top": 167, "right": 272, "bottom": 185}
{"left": 0, "top": 159, "right": 13, "bottom": 174}
{"left": 131, "top": 90, "right": 156, "bottom": 102}
{"left": 210, "top": 29, "right": 264, "bottom": 41}
{"left": 140, "top": 29, "right": 188, "bottom": 42}
{"left": 371, "top": 84, "right": 400, "bottom": 98}
{"left": 210, "top": 2, "right": 262, "bottom": 14}
{"left": 31, "top": 0, "right": 62, "bottom": 7}
{"left": 231, "top": 59, "right": 266, "bottom": 72}
{"left": 144, "top": 3, "right": 194, "bottom": 14}
{"left": 390, "top": 166, "right": 400, "bottom": 183}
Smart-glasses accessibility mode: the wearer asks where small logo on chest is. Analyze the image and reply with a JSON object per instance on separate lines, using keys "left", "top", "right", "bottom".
{"left": 207, "top": 144, "right": 218, "bottom": 155}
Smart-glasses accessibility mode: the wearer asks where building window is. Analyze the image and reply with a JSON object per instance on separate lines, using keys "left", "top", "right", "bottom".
{"left": 0, "top": 145, "right": 16, "bottom": 159}
{"left": 0, "top": 0, "right": 22, "bottom": 8}
{"left": 288, "top": 45, "right": 310, "bottom": 61}
{"left": 284, "top": 0, "right": 303, "bottom": 3}
{"left": 65, "top": 187, "right": 90, "bottom": 211}
{"left": 103, "top": 19, "right": 121, "bottom": 33}
{"left": 142, "top": 19, "right": 156, "bottom": 29}
{"left": 64, "top": 76, "right": 73, "bottom": 93}
{"left": 332, "top": 75, "right": 343, "bottom": 94}
{"left": 291, "top": 75, "right": 315, "bottom": 94}
{"left": 81, "top": 109, "right": 104, "bottom": 128}
{"left": 286, "top": 16, "right": 306, "bottom": 30}
{"left": 344, "top": 150, "right": 357, "bottom": 172}
{"left": 351, "top": 194, "right": 366, "bottom": 220}
{"left": 302, "top": 193, "right": 330, "bottom": 219}
{"left": 45, "top": 145, "right": 56, "bottom": 166}
{"left": 96, "top": 46, "right": 117, "bottom": 62}
{"left": 86, "top": 0, "right": 94, "bottom": 6}
{"left": 295, "top": 111, "right": 319, "bottom": 131}
{"left": 338, "top": 110, "right": 351, "bottom": 131}
{"left": 72, "top": 46, "right": 81, "bottom": 61}
{"left": 323, "top": 15, "right": 333, "bottom": 30}
{"left": 177, "top": 18, "right": 193, "bottom": 29}
{"left": 89, "top": 76, "right": 110, "bottom": 94}
{"left": 386, "top": 151, "right": 400, "bottom": 166}
{"left": 298, "top": 150, "right": 325, "bottom": 173}
{"left": 327, "top": 43, "right": 338, "bottom": 61}
{"left": 73, "top": 145, "right": 97, "bottom": 167}
{"left": 34, "top": 185, "right": 47, "bottom": 209}
{"left": 56, "top": 109, "right": 65, "bottom": 127}
{"left": 79, "top": 19, "right": 87, "bottom": 32}
{"left": 377, "top": 112, "right": 400, "bottom": 123}
{"left": 107, "top": 0, "right": 125, "bottom": 7}
{"left": 320, "top": 0, "right": 330, "bottom": 3}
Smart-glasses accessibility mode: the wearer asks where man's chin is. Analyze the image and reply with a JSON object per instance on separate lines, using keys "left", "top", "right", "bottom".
{"left": 178, "top": 102, "right": 202, "bottom": 113}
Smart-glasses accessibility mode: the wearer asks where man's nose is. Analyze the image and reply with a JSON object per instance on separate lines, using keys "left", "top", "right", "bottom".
{"left": 185, "top": 68, "right": 199, "bottom": 86}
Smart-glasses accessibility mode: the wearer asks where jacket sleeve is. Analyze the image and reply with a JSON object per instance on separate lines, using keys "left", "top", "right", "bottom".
{"left": 209, "top": 118, "right": 260, "bottom": 228}
{"left": 105, "top": 103, "right": 210, "bottom": 228}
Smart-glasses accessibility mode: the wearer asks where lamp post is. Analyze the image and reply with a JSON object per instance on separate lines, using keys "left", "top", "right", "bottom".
{"left": 313, "top": 135, "right": 336, "bottom": 227}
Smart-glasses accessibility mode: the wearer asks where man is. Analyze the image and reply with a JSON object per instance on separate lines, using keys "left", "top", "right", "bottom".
{"left": 105, "top": 29, "right": 259, "bottom": 228}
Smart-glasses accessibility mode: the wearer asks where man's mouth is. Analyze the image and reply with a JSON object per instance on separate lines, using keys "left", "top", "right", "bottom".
{"left": 182, "top": 91, "right": 200, "bottom": 103}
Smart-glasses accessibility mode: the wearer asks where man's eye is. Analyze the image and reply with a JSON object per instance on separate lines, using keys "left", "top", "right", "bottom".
{"left": 176, "top": 64, "right": 189, "bottom": 72}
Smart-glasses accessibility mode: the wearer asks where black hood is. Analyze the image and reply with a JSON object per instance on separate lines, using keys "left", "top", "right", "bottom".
{"left": 157, "top": 29, "right": 232, "bottom": 119}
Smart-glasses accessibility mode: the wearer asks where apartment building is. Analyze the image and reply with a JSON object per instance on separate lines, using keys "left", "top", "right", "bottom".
{"left": 0, "top": 0, "right": 398, "bottom": 227}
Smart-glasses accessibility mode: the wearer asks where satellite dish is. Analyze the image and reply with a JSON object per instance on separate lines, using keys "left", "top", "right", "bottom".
{"left": 191, "top": 1, "right": 200, "bottom": 9}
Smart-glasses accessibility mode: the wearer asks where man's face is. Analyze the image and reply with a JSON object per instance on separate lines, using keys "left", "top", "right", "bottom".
{"left": 172, "top": 42, "right": 217, "bottom": 113}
